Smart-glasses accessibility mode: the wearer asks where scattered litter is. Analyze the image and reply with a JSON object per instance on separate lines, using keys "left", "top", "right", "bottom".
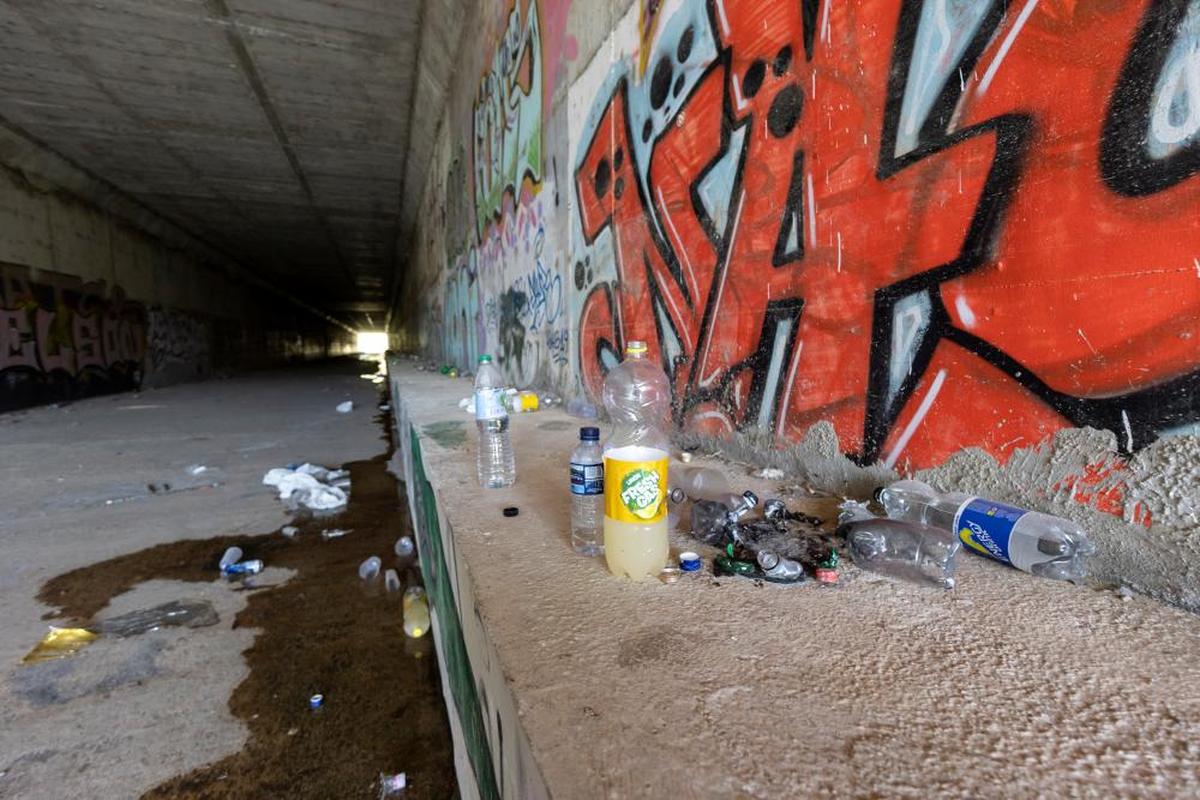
{"left": 458, "top": 397, "right": 475, "bottom": 414}
{"left": 678, "top": 552, "right": 701, "bottom": 572}
{"left": 505, "top": 389, "right": 540, "bottom": 413}
{"left": 502, "top": 507, "right": 519, "bottom": 517}
{"left": 359, "top": 556, "right": 382, "bottom": 581}
{"left": 379, "top": 403, "right": 391, "bottom": 412}
{"left": 379, "top": 772, "right": 407, "bottom": 797}
{"left": 92, "top": 599, "right": 219, "bottom": 637}
{"left": 187, "top": 464, "right": 209, "bottom": 475}
{"left": 219, "top": 547, "right": 243, "bottom": 569}
{"left": 815, "top": 567, "right": 840, "bottom": 584}
{"left": 263, "top": 464, "right": 348, "bottom": 511}
{"left": 336, "top": 401, "right": 354, "bottom": 413}
{"left": 394, "top": 536, "right": 414, "bottom": 557}
{"left": 754, "top": 467, "right": 786, "bottom": 480}
{"left": 840, "top": 502, "right": 959, "bottom": 589}
{"left": 403, "top": 587, "right": 429, "bottom": 638}
{"left": 322, "top": 528, "right": 349, "bottom": 540}
{"left": 876, "top": 479, "right": 1096, "bottom": 581}
{"left": 309, "top": 694, "right": 324, "bottom": 711}
{"left": 679, "top": 451, "right": 693, "bottom": 463}
{"left": 22, "top": 627, "right": 97, "bottom": 664}
{"left": 222, "top": 559, "right": 264, "bottom": 577}
{"left": 281, "top": 525, "right": 299, "bottom": 538}
{"left": 384, "top": 569, "right": 401, "bottom": 593}
{"left": 756, "top": 550, "right": 805, "bottom": 582}
{"left": 658, "top": 567, "right": 682, "bottom": 584}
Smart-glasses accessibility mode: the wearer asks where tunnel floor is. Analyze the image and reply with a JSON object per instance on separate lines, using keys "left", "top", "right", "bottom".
{"left": 0, "top": 359, "right": 455, "bottom": 798}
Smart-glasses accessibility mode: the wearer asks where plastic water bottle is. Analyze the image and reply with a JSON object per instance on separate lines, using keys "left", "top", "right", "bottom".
{"left": 601, "top": 341, "right": 672, "bottom": 579}
{"left": 403, "top": 586, "right": 430, "bottom": 638}
{"left": 876, "top": 479, "right": 1096, "bottom": 581}
{"left": 474, "top": 354, "right": 515, "bottom": 488}
{"left": 839, "top": 503, "right": 960, "bottom": 589}
{"left": 570, "top": 426, "right": 604, "bottom": 556}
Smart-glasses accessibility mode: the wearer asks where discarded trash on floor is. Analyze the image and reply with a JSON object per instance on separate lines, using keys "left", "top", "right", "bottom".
{"left": 394, "top": 536, "right": 414, "bottom": 557}
{"left": 263, "top": 463, "right": 348, "bottom": 511}
{"left": 876, "top": 479, "right": 1096, "bottom": 581}
{"left": 378, "top": 772, "right": 407, "bottom": 797}
{"left": 753, "top": 467, "right": 786, "bottom": 480}
{"left": 92, "top": 599, "right": 219, "bottom": 637}
{"left": 321, "top": 528, "right": 349, "bottom": 540}
{"left": 359, "top": 556, "right": 382, "bottom": 581}
{"left": 219, "top": 546, "right": 243, "bottom": 569}
{"left": 223, "top": 559, "right": 264, "bottom": 577}
{"left": 309, "top": 693, "right": 324, "bottom": 711}
{"left": 22, "top": 627, "right": 98, "bottom": 664}
{"left": 840, "top": 501, "right": 959, "bottom": 589}
{"left": 402, "top": 586, "right": 429, "bottom": 638}
{"left": 336, "top": 401, "right": 354, "bottom": 413}
{"left": 384, "top": 569, "right": 401, "bottom": 593}
{"left": 281, "top": 525, "right": 299, "bottom": 538}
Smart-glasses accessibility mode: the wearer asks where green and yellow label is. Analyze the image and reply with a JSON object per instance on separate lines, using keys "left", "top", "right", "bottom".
{"left": 604, "top": 456, "right": 668, "bottom": 523}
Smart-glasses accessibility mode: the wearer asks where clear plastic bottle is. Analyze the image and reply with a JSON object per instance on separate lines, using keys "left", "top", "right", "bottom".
{"left": 876, "top": 479, "right": 1096, "bottom": 581}
{"left": 690, "top": 491, "right": 759, "bottom": 545}
{"left": 839, "top": 503, "right": 960, "bottom": 589}
{"left": 601, "top": 341, "right": 672, "bottom": 579}
{"left": 474, "top": 354, "right": 515, "bottom": 488}
{"left": 403, "top": 586, "right": 430, "bottom": 638}
{"left": 570, "top": 426, "right": 604, "bottom": 556}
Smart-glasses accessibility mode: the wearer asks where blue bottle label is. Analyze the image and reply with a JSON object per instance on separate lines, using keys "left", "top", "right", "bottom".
{"left": 570, "top": 462, "right": 603, "bottom": 495}
{"left": 954, "top": 498, "right": 1028, "bottom": 567}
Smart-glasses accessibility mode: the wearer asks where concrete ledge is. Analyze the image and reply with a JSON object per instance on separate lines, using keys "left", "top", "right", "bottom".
{"left": 388, "top": 359, "right": 1200, "bottom": 799}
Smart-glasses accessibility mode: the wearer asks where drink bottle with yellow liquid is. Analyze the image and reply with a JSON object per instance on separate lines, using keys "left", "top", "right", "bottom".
{"left": 601, "top": 341, "right": 672, "bottom": 579}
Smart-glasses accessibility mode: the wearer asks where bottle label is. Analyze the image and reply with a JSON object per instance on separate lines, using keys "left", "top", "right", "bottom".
{"left": 604, "top": 456, "right": 668, "bottom": 523}
{"left": 953, "top": 498, "right": 1028, "bottom": 567}
{"left": 475, "top": 388, "right": 507, "bottom": 421}
{"left": 570, "top": 462, "right": 604, "bottom": 495}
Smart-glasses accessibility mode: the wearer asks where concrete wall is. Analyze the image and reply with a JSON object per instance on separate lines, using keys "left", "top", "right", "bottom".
{"left": 398, "top": 0, "right": 1200, "bottom": 598}
{"left": 0, "top": 147, "right": 352, "bottom": 412}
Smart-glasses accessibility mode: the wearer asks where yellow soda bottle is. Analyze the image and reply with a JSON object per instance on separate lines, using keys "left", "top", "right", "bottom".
{"left": 601, "top": 341, "right": 672, "bottom": 579}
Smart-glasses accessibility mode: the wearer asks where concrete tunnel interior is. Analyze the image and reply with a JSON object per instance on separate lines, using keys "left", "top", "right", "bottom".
{"left": 1, "top": 0, "right": 1199, "bottom": 797}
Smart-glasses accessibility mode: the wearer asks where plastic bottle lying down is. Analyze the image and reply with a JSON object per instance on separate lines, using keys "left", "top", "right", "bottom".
{"left": 876, "top": 479, "right": 1096, "bottom": 581}
{"left": 839, "top": 503, "right": 960, "bottom": 589}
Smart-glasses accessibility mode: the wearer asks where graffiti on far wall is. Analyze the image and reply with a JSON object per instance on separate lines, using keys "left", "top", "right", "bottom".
{"left": 571, "top": 0, "right": 1200, "bottom": 470}
{"left": 0, "top": 264, "right": 146, "bottom": 411}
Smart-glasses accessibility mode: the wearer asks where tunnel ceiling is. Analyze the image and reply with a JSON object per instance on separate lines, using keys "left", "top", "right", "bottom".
{"left": 0, "top": 0, "right": 461, "bottom": 330}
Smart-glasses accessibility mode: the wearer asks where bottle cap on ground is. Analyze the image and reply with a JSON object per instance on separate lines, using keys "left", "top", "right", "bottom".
{"left": 580, "top": 426, "right": 599, "bottom": 441}
{"left": 625, "top": 340, "right": 647, "bottom": 355}
{"left": 478, "top": 354, "right": 493, "bottom": 364}
{"left": 502, "top": 506, "right": 519, "bottom": 517}
{"left": 679, "top": 552, "right": 701, "bottom": 572}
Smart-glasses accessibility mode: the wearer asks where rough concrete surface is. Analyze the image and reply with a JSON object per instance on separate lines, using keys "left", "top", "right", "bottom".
{"left": 394, "top": 363, "right": 1200, "bottom": 799}
{"left": 0, "top": 359, "right": 386, "bottom": 799}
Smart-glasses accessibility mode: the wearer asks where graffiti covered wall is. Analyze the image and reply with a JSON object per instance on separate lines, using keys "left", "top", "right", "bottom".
{"left": 408, "top": 0, "right": 1200, "bottom": 474}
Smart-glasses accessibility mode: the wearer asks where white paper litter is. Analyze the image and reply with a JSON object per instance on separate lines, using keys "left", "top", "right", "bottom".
{"left": 263, "top": 464, "right": 348, "bottom": 511}
{"left": 336, "top": 401, "right": 353, "bottom": 413}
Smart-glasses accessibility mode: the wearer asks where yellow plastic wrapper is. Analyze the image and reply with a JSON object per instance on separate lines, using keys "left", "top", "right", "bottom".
{"left": 22, "top": 627, "right": 98, "bottom": 664}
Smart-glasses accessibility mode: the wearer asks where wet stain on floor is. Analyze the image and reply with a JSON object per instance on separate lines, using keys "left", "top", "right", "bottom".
{"left": 36, "top": 451, "right": 457, "bottom": 799}
{"left": 421, "top": 421, "right": 467, "bottom": 449}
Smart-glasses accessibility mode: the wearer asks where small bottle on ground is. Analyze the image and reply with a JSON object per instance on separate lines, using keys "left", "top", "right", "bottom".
{"left": 570, "top": 426, "right": 604, "bottom": 556}
{"left": 840, "top": 502, "right": 960, "bottom": 589}
{"left": 876, "top": 479, "right": 1096, "bottom": 581}
{"left": 474, "top": 354, "right": 516, "bottom": 488}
